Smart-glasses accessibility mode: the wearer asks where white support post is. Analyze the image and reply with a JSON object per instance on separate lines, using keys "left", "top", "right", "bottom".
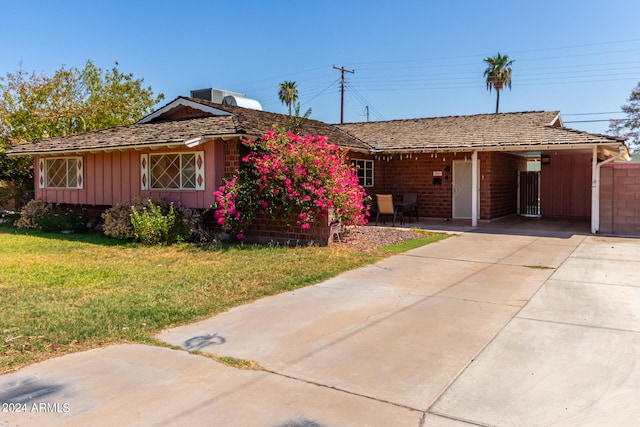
{"left": 471, "top": 150, "right": 479, "bottom": 227}
{"left": 591, "top": 146, "right": 598, "bottom": 234}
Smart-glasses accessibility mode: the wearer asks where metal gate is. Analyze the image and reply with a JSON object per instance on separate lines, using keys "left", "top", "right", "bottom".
{"left": 518, "top": 171, "right": 540, "bottom": 216}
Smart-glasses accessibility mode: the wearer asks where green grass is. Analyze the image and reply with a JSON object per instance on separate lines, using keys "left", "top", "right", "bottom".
{"left": 0, "top": 225, "right": 448, "bottom": 373}
{"left": 379, "top": 230, "right": 452, "bottom": 254}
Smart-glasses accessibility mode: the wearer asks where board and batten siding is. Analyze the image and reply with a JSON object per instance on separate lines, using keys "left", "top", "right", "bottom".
{"left": 539, "top": 152, "right": 592, "bottom": 218}
{"left": 34, "top": 139, "right": 225, "bottom": 209}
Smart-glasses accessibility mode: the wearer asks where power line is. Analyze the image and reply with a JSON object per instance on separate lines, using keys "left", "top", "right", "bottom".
{"left": 300, "top": 79, "right": 340, "bottom": 106}
{"left": 242, "top": 38, "right": 639, "bottom": 121}
{"left": 345, "top": 93, "right": 369, "bottom": 120}
{"left": 565, "top": 119, "right": 625, "bottom": 123}
{"left": 564, "top": 111, "right": 624, "bottom": 116}
{"left": 344, "top": 38, "right": 640, "bottom": 69}
{"left": 345, "top": 82, "right": 386, "bottom": 121}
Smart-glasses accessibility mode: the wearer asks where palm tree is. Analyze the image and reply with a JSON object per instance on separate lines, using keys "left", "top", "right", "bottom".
{"left": 483, "top": 53, "right": 514, "bottom": 113}
{"left": 278, "top": 81, "right": 298, "bottom": 116}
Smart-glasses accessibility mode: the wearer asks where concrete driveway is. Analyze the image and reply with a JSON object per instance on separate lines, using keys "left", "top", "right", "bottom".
{"left": 1, "top": 229, "right": 639, "bottom": 426}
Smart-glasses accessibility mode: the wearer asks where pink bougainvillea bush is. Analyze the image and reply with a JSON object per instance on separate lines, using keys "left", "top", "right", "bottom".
{"left": 213, "top": 129, "right": 369, "bottom": 238}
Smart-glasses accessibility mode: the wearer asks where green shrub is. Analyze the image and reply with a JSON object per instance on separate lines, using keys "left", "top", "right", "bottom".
{"left": 102, "top": 197, "right": 209, "bottom": 244}
{"left": 213, "top": 130, "right": 368, "bottom": 237}
{"left": 174, "top": 204, "right": 210, "bottom": 243}
{"left": 15, "top": 200, "right": 87, "bottom": 232}
{"left": 37, "top": 211, "right": 72, "bottom": 232}
{"left": 102, "top": 200, "right": 137, "bottom": 239}
{"left": 131, "top": 201, "right": 179, "bottom": 245}
{"left": 0, "top": 210, "right": 19, "bottom": 225}
{"left": 15, "top": 200, "right": 51, "bottom": 229}
{"left": 38, "top": 207, "right": 88, "bottom": 233}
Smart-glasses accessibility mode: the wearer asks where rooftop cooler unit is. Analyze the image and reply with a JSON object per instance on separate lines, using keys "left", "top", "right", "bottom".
{"left": 190, "top": 88, "right": 262, "bottom": 110}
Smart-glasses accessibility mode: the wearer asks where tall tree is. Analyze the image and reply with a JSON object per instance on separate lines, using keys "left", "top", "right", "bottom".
{"left": 0, "top": 60, "right": 164, "bottom": 206}
{"left": 483, "top": 53, "right": 514, "bottom": 114}
{"left": 609, "top": 81, "right": 640, "bottom": 152}
{"left": 277, "top": 81, "right": 311, "bottom": 134}
{"left": 278, "top": 81, "right": 298, "bottom": 116}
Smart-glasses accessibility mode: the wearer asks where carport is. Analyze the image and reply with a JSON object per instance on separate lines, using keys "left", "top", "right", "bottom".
{"left": 339, "top": 111, "right": 629, "bottom": 233}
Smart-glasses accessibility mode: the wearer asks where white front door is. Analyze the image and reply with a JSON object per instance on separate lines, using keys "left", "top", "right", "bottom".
{"left": 452, "top": 160, "right": 479, "bottom": 219}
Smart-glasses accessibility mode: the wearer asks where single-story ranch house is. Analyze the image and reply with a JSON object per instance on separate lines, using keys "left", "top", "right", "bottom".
{"left": 5, "top": 93, "right": 635, "bottom": 241}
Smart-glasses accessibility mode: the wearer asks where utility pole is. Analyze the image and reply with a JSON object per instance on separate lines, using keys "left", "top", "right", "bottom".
{"left": 333, "top": 65, "right": 354, "bottom": 124}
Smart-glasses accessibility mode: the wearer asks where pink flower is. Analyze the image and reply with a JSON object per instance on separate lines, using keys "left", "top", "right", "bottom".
{"left": 211, "top": 129, "right": 368, "bottom": 233}
{"left": 236, "top": 233, "right": 245, "bottom": 240}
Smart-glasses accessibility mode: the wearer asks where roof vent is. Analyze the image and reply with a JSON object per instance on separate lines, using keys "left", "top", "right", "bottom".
{"left": 190, "top": 88, "right": 262, "bottom": 110}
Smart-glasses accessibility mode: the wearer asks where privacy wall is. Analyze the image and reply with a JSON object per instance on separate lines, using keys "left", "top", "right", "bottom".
{"left": 599, "top": 162, "right": 640, "bottom": 235}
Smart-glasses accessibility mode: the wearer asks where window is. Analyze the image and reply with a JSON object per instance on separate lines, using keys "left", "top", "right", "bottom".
{"left": 527, "top": 158, "right": 541, "bottom": 172}
{"left": 145, "top": 152, "right": 204, "bottom": 190}
{"left": 352, "top": 159, "right": 374, "bottom": 187}
{"left": 41, "top": 157, "right": 83, "bottom": 189}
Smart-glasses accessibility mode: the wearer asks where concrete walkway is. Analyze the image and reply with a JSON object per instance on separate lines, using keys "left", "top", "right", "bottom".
{"left": 2, "top": 230, "right": 640, "bottom": 426}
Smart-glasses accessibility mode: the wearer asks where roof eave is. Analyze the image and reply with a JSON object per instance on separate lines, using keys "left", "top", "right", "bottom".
{"left": 5, "top": 132, "right": 260, "bottom": 157}
{"left": 185, "top": 133, "right": 259, "bottom": 147}
{"left": 369, "top": 142, "right": 626, "bottom": 154}
{"left": 5, "top": 141, "right": 185, "bottom": 157}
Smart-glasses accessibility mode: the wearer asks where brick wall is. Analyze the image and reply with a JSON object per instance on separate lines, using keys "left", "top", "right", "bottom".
{"left": 357, "top": 151, "right": 521, "bottom": 220}
{"left": 244, "top": 212, "right": 333, "bottom": 246}
{"left": 599, "top": 163, "right": 640, "bottom": 235}
{"left": 362, "top": 152, "right": 465, "bottom": 219}
{"left": 223, "top": 140, "right": 241, "bottom": 180}
{"left": 482, "top": 152, "right": 525, "bottom": 219}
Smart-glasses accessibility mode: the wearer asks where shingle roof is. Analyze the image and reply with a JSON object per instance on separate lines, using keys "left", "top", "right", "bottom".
{"left": 5, "top": 96, "right": 373, "bottom": 156}
{"left": 179, "top": 97, "right": 373, "bottom": 151}
{"left": 337, "top": 111, "right": 625, "bottom": 152}
{"left": 4, "top": 115, "right": 240, "bottom": 155}
{"left": 5, "top": 101, "right": 625, "bottom": 157}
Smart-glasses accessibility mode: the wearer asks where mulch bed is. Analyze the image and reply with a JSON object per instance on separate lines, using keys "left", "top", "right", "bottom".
{"left": 337, "top": 226, "right": 425, "bottom": 251}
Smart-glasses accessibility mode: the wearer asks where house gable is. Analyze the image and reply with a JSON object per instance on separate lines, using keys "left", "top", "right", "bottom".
{"left": 137, "top": 98, "right": 232, "bottom": 124}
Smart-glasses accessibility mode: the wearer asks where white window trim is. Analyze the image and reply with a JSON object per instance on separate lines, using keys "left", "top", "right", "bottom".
{"left": 146, "top": 151, "right": 205, "bottom": 191}
{"left": 140, "top": 154, "right": 149, "bottom": 190}
{"left": 352, "top": 159, "right": 374, "bottom": 187}
{"left": 40, "top": 156, "right": 84, "bottom": 189}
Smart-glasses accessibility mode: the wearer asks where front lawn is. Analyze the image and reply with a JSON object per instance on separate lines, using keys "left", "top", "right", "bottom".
{"left": 0, "top": 226, "right": 448, "bottom": 374}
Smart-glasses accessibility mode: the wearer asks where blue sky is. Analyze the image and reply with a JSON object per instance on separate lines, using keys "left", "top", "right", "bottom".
{"left": 2, "top": 0, "right": 639, "bottom": 135}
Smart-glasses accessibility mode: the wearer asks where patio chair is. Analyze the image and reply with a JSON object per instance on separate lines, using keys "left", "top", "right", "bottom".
{"left": 401, "top": 193, "right": 419, "bottom": 222}
{"left": 376, "top": 194, "right": 403, "bottom": 226}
